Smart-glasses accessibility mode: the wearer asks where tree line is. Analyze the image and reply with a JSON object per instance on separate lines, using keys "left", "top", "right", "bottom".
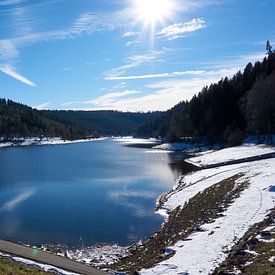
{"left": 136, "top": 53, "right": 275, "bottom": 145}
{"left": 0, "top": 99, "right": 91, "bottom": 140}
{"left": 0, "top": 99, "right": 160, "bottom": 140}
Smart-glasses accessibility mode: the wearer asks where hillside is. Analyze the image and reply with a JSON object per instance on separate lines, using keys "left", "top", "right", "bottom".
{"left": 0, "top": 99, "right": 160, "bottom": 140}
{"left": 137, "top": 53, "right": 275, "bottom": 145}
{"left": 0, "top": 99, "right": 90, "bottom": 140}
{"left": 41, "top": 110, "right": 161, "bottom": 136}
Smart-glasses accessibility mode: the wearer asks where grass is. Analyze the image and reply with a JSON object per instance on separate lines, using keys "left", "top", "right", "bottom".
{"left": 213, "top": 209, "right": 275, "bottom": 275}
{"left": 109, "top": 173, "right": 249, "bottom": 274}
{"left": 0, "top": 257, "right": 53, "bottom": 275}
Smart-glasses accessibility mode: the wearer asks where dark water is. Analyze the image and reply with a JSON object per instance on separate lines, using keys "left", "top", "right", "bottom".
{"left": 0, "top": 139, "right": 184, "bottom": 247}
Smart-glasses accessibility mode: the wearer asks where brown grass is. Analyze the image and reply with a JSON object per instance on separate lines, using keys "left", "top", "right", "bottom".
{"left": 110, "top": 174, "right": 248, "bottom": 274}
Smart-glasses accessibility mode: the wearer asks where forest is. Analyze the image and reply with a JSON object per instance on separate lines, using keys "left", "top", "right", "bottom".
{"left": 0, "top": 53, "right": 274, "bottom": 144}
{"left": 137, "top": 52, "right": 275, "bottom": 145}
{"left": 0, "top": 99, "right": 160, "bottom": 140}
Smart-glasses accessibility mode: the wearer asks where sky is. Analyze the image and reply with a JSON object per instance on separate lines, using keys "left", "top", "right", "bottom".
{"left": 0, "top": 0, "right": 274, "bottom": 112}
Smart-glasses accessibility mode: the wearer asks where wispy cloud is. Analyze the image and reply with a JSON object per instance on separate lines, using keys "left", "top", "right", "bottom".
{"left": 106, "top": 70, "right": 205, "bottom": 81}
{"left": 10, "top": 6, "right": 35, "bottom": 37}
{"left": 2, "top": 188, "right": 35, "bottom": 211}
{"left": 0, "top": 64, "right": 36, "bottom": 86}
{"left": 125, "top": 40, "right": 140, "bottom": 47}
{"left": 123, "top": 31, "right": 139, "bottom": 37}
{"left": 0, "top": 40, "right": 19, "bottom": 61}
{"left": 88, "top": 67, "right": 241, "bottom": 112}
{"left": 158, "top": 18, "right": 207, "bottom": 40}
{"left": 85, "top": 90, "right": 142, "bottom": 107}
{"left": 105, "top": 50, "right": 164, "bottom": 78}
{"left": 34, "top": 102, "right": 50, "bottom": 110}
{"left": 0, "top": 12, "right": 119, "bottom": 63}
{"left": 0, "top": 10, "right": 120, "bottom": 86}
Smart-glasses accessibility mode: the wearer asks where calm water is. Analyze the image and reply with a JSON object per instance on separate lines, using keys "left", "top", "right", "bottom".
{"left": 0, "top": 139, "right": 182, "bottom": 247}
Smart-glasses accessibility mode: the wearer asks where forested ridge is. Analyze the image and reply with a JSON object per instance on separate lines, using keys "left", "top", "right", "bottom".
{"left": 137, "top": 53, "right": 275, "bottom": 145}
{"left": 41, "top": 110, "right": 161, "bottom": 136}
{"left": 0, "top": 100, "right": 161, "bottom": 139}
{"left": 0, "top": 99, "right": 92, "bottom": 139}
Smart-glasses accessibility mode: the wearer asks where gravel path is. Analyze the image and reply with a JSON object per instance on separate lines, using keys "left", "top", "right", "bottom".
{"left": 0, "top": 239, "right": 106, "bottom": 275}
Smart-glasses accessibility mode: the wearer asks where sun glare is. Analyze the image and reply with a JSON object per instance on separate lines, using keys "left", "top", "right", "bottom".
{"left": 133, "top": 0, "right": 176, "bottom": 26}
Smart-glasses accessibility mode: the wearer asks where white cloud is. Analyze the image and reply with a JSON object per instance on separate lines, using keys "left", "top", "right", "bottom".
{"left": 79, "top": 77, "right": 219, "bottom": 112}
{"left": 88, "top": 67, "right": 240, "bottom": 112}
{"left": 158, "top": 18, "right": 207, "bottom": 40}
{"left": 123, "top": 31, "right": 139, "bottom": 37}
{"left": 0, "top": 11, "right": 119, "bottom": 85}
{"left": 2, "top": 189, "right": 35, "bottom": 211}
{"left": 105, "top": 51, "right": 164, "bottom": 78}
{"left": 34, "top": 102, "right": 50, "bottom": 110}
{"left": 0, "top": 64, "right": 36, "bottom": 86}
{"left": 0, "top": 40, "right": 19, "bottom": 61}
{"left": 86, "top": 90, "right": 142, "bottom": 107}
{"left": 106, "top": 70, "right": 205, "bottom": 81}
{"left": 126, "top": 40, "right": 140, "bottom": 47}
{"left": 0, "top": 12, "right": 118, "bottom": 63}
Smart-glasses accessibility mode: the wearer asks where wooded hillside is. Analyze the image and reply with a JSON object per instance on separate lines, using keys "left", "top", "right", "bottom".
{"left": 137, "top": 53, "right": 275, "bottom": 145}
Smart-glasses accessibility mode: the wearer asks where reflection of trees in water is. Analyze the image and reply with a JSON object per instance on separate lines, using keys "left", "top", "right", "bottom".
{"left": 167, "top": 152, "right": 199, "bottom": 179}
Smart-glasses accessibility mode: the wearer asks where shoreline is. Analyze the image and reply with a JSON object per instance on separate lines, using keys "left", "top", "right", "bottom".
{"left": 0, "top": 137, "right": 108, "bottom": 149}
{"left": 109, "top": 143, "right": 275, "bottom": 274}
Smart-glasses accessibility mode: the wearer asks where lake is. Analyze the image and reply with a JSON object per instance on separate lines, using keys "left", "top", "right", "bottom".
{"left": 0, "top": 138, "right": 184, "bottom": 248}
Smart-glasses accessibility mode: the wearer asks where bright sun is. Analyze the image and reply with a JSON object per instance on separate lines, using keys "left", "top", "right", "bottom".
{"left": 133, "top": 0, "right": 176, "bottom": 26}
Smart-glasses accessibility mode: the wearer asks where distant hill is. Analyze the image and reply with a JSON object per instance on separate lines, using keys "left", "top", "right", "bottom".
{"left": 42, "top": 110, "right": 161, "bottom": 137}
{"left": 0, "top": 99, "right": 91, "bottom": 139}
{"left": 0, "top": 99, "right": 161, "bottom": 139}
{"left": 137, "top": 53, "right": 275, "bottom": 145}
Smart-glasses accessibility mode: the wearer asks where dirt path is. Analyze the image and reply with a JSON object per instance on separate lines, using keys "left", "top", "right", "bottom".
{"left": 0, "top": 239, "right": 106, "bottom": 275}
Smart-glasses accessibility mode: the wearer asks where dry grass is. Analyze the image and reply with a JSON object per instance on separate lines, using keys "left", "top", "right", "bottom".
{"left": 110, "top": 174, "right": 248, "bottom": 274}
{"left": 0, "top": 257, "right": 53, "bottom": 275}
{"left": 213, "top": 210, "right": 275, "bottom": 275}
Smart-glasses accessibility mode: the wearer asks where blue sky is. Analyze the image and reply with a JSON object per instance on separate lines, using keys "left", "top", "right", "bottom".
{"left": 0, "top": 0, "right": 274, "bottom": 112}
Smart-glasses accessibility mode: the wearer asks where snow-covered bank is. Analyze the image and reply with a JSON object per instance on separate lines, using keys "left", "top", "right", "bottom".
{"left": 141, "top": 146, "right": 275, "bottom": 274}
{"left": 0, "top": 137, "right": 107, "bottom": 149}
{"left": 0, "top": 251, "right": 79, "bottom": 275}
{"left": 153, "top": 141, "right": 217, "bottom": 152}
{"left": 187, "top": 143, "right": 275, "bottom": 168}
{"left": 114, "top": 137, "right": 160, "bottom": 144}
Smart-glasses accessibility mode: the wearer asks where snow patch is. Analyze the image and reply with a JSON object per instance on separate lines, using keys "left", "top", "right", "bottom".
{"left": 66, "top": 244, "right": 130, "bottom": 267}
{"left": 187, "top": 144, "right": 275, "bottom": 167}
{"left": 0, "top": 137, "right": 107, "bottom": 149}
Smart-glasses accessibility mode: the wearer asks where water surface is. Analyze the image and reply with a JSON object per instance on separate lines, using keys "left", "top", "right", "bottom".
{"left": 0, "top": 139, "right": 180, "bottom": 247}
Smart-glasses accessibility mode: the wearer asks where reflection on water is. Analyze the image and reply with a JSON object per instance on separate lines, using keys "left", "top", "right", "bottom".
{"left": 168, "top": 152, "right": 199, "bottom": 179}
{"left": 0, "top": 139, "right": 191, "bottom": 247}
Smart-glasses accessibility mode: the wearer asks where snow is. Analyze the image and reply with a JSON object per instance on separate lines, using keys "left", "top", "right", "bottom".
{"left": 153, "top": 142, "right": 217, "bottom": 152}
{"left": 114, "top": 137, "right": 159, "bottom": 144}
{"left": 244, "top": 250, "right": 259, "bottom": 256}
{"left": 66, "top": 244, "right": 130, "bottom": 267}
{"left": 0, "top": 252, "right": 79, "bottom": 275}
{"left": 141, "top": 145, "right": 275, "bottom": 275}
{"left": 0, "top": 137, "right": 107, "bottom": 149}
{"left": 269, "top": 256, "right": 275, "bottom": 262}
{"left": 187, "top": 143, "right": 275, "bottom": 167}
